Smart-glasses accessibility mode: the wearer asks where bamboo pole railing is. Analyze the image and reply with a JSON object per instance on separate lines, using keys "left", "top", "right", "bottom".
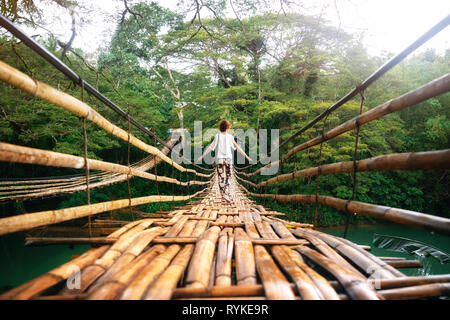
{"left": 0, "top": 156, "right": 155, "bottom": 186}
{"left": 0, "top": 136, "right": 180, "bottom": 201}
{"left": 0, "top": 142, "right": 210, "bottom": 190}
{"left": 265, "top": 15, "right": 450, "bottom": 160}
{"left": 240, "top": 185, "right": 450, "bottom": 236}
{"left": 236, "top": 149, "right": 450, "bottom": 188}
{"left": 0, "top": 188, "right": 206, "bottom": 236}
{"left": 243, "top": 73, "right": 450, "bottom": 177}
{"left": 0, "top": 60, "right": 210, "bottom": 178}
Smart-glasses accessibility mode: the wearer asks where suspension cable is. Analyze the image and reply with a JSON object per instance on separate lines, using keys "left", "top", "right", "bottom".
{"left": 313, "top": 114, "right": 329, "bottom": 227}
{"left": 80, "top": 80, "right": 92, "bottom": 237}
{"left": 344, "top": 91, "right": 365, "bottom": 238}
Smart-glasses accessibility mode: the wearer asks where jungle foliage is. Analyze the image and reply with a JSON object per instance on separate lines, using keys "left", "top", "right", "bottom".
{"left": 0, "top": 0, "right": 448, "bottom": 226}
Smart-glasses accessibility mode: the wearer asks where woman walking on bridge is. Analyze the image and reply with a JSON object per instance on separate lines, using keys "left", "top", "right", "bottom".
{"left": 197, "top": 120, "right": 252, "bottom": 203}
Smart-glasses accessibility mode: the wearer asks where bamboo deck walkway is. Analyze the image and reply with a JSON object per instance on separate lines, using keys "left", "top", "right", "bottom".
{"left": 0, "top": 14, "right": 449, "bottom": 301}
{"left": 1, "top": 170, "right": 449, "bottom": 300}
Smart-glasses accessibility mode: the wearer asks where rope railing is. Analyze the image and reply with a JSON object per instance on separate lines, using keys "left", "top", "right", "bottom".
{"left": 0, "top": 138, "right": 178, "bottom": 201}
{"left": 0, "top": 157, "right": 150, "bottom": 188}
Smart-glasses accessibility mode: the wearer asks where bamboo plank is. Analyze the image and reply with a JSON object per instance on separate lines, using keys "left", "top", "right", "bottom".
{"left": 120, "top": 244, "right": 182, "bottom": 299}
{"left": 378, "top": 283, "right": 450, "bottom": 300}
{"left": 185, "top": 226, "right": 221, "bottom": 288}
{"left": 370, "top": 275, "right": 450, "bottom": 289}
{"left": 86, "top": 228, "right": 164, "bottom": 297}
{"left": 0, "top": 246, "right": 109, "bottom": 300}
{"left": 143, "top": 207, "right": 209, "bottom": 299}
{"left": 254, "top": 245, "right": 296, "bottom": 300}
{"left": 172, "top": 284, "right": 266, "bottom": 299}
{"left": 384, "top": 260, "right": 423, "bottom": 268}
{"left": 144, "top": 244, "right": 195, "bottom": 300}
{"left": 293, "top": 228, "right": 365, "bottom": 277}
{"left": 310, "top": 230, "right": 405, "bottom": 278}
{"left": 293, "top": 229, "right": 396, "bottom": 279}
{"left": 234, "top": 228, "right": 257, "bottom": 286}
{"left": 297, "top": 246, "right": 380, "bottom": 300}
{"left": 271, "top": 245, "right": 322, "bottom": 300}
{"left": 282, "top": 246, "right": 339, "bottom": 300}
{"left": 215, "top": 228, "right": 234, "bottom": 287}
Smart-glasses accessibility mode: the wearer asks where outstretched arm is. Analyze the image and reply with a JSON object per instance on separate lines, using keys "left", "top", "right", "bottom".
{"left": 197, "top": 135, "right": 217, "bottom": 162}
{"left": 233, "top": 140, "right": 252, "bottom": 162}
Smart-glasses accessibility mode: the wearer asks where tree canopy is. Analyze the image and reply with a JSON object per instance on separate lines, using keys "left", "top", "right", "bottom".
{"left": 0, "top": 0, "right": 448, "bottom": 226}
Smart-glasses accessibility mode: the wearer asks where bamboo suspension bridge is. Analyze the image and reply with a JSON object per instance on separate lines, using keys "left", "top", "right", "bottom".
{"left": 0, "top": 14, "right": 449, "bottom": 300}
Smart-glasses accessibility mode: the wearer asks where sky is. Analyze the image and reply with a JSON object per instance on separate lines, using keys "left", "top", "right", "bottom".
{"left": 316, "top": 0, "right": 450, "bottom": 55}
{"left": 19, "top": 0, "right": 450, "bottom": 60}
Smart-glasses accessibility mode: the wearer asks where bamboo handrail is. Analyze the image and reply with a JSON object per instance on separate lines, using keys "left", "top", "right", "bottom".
{"left": 0, "top": 154, "right": 151, "bottom": 186}
{"left": 267, "top": 15, "right": 450, "bottom": 159}
{"left": 240, "top": 186, "right": 450, "bottom": 236}
{"left": 0, "top": 142, "right": 208, "bottom": 199}
{"left": 0, "top": 137, "right": 177, "bottom": 200}
{"left": 0, "top": 142, "right": 209, "bottom": 190}
{"left": 243, "top": 73, "right": 450, "bottom": 177}
{"left": 0, "top": 188, "right": 206, "bottom": 236}
{"left": 237, "top": 149, "right": 450, "bottom": 188}
{"left": 0, "top": 60, "right": 210, "bottom": 177}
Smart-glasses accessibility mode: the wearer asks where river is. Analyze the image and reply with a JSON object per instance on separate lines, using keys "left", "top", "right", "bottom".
{"left": 319, "top": 222, "right": 450, "bottom": 276}
{"left": 0, "top": 222, "right": 449, "bottom": 293}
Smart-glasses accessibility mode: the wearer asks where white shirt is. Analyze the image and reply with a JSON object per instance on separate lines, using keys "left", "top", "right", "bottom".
{"left": 212, "top": 132, "right": 236, "bottom": 160}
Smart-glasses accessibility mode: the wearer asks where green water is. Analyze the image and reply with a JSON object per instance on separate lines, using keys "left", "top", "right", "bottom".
{"left": 0, "top": 233, "right": 90, "bottom": 293}
{"left": 0, "top": 223, "right": 449, "bottom": 294}
{"left": 319, "top": 223, "right": 450, "bottom": 276}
